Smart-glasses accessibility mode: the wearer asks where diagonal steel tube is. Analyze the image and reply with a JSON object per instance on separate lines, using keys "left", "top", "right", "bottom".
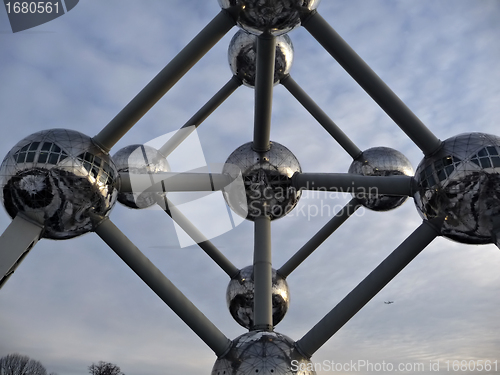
{"left": 253, "top": 215, "right": 273, "bottom": 331}
{"left": 156, "top": 195, "right": 239, "bottom": 278}
{"left": 92, "top": 10, "right": 236, "bottom": 152}
{"left": 281, "top": 75, "right": 362, "bottom": 159}
{"left": 295, "top": 221, "right": 439, "bottom": 358}
{"left": 292, "top": 172, "right": 414, "bottom": 196}
{"left": 302, "top": 12, "right": 442, "bottom": 157}
{"left": 159, "top": 75, "right": 243, "bottom": 158}
{"left": 253, "top": 34, "right": 276, "bottom": 153}
{"left": 91, "top": 215, "right": 232, "bottom": 356}
{"left": 278, "top": 199, "right": 361, "bottom": 278}
{"left": 0, "top": 215, "right": 43, "bottom": 289}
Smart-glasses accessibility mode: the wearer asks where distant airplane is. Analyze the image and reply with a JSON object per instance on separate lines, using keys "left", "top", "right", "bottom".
{"left": 384, "top": 301, "right": 394, "bottom": 304}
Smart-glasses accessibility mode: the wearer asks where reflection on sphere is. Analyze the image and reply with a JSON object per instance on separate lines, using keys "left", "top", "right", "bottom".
{"left": 0, "top": 129, "right": 119, "bottom": 239}
{"left": 348, "top": 147, "right": 414, "bottom": 211}
{"left": 226, "top": 265, "right": 289, "bottom": 329}
{"left": 414, "top": 133, "right": 500, "bottom": 244}
{"left": 112, "top": 144, "right": 170, "bottom": 209}
{"left": 228, "top": 30, "right": 294, "bottom": 87}
{"left": 212, "top": 331, "right": 316, "bottom": 375}
{"left": 218, "top": 0, "right": 321, "bottom": 36}
{"left": 223, "top": 141, "right": 301, "bottom": 221}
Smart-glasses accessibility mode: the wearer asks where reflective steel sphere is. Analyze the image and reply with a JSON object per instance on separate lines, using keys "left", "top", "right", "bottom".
{"left": 212, "top": 331, "right": 316, "bottom": 375}
{"left": 226, "top": 265, "right": 289, "bottom": 329}
{"left": 414, "top": 133, "right": 500, "bottom": 244}
{"left": 0, "top": 129, "right": 119, "bottom": 239}
{"left": 228, "top": 30, "right": 294, "bottom": 87}
{"left": 348, "top": 147, "right": 414, "bottom": 211}
{"left": 112, "top": 144, "right": 170, "bottom": 209}
{"left": 223, "top": 141, "right": 301, "bottom": 221}
{"left": 218, "top": 0, "right": 321, "bottom": 36}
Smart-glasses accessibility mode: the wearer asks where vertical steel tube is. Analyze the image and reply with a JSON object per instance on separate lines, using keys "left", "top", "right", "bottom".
{"left": 92, "top": 216, "right": 232, "bottom": 356}
{"left": 92, "top": 10, "right": 236, "bottom": 152}
{"left": 302, "top": 12, "right": 442, "bottom": 157}
{"left": 159, "top": 75, "right": 243, "bottom": 157}
{"left": 253, "top": 215, "right": 273, "bottom": 331}
{"left": 295, "top": 221, "right": 439, "bottom": 357}
{"left": 281, "top": 75, "right": 362, "bottom": 159}
{"left": 253, "top": 34, "right": 276, "bottom": 153}
{"left": 278, "top": 199, "right": 361, "bottom": 278}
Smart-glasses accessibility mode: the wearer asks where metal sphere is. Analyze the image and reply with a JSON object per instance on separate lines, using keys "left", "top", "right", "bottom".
{"left": 0, "top": 129, "right": 119, "bottom": 239}
{"left": 414, "top": 133, "right": 500, "bottom": 244}
{"left": 348, "top": 147, "right": 414, "bottom": 211}
{"left": 211, "top": 331, "right": 316, "bottom": 375}
{"left": 228, "top": 30, "right": 294, "bottom": 87}
{"left": 223, "top": 141, "right": 301, "bottom": 221}
{"left": 226, "top": 265, "right": 289, "bottom": 329}
{"left": 218, "top": 0, "right": 321, "bottom": 36}
{"left": 112, "top": 144, "right": 170, "bottom": 209}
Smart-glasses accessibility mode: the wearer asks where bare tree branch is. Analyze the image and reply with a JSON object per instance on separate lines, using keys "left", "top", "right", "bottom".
{"left": 88, "top": 361, "right": 124, "bottom": 375}
{"left": 0, "top": 354, "right": 47, "bottom": 375}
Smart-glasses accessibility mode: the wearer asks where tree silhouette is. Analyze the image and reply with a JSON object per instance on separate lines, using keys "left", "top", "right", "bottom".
{"left": 88, "top": 361, "right": 124, "bottom": 375}
{"left": 0, "top": 353, "right": 47, "bottom": 375}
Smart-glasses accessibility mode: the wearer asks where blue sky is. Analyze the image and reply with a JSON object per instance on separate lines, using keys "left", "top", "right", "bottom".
{"left": 1, "top": 1, "right": 500, "bottom": 374}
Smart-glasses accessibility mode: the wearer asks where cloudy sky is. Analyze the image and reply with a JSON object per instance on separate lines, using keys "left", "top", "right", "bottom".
{"left": 1, "top": 1, "right": 500, "bottom": 374}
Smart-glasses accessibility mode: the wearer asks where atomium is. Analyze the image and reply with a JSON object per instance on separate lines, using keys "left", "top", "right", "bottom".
{"left": 348, "top": 147, "right": 414, "bottom": 211}
{"left": 226, "top": 265, "right": 289, "bottom": 329}
{"left": 228, "top": 30, "right": 294, "bottom": 87}
{"left": 112, "top": 144, "right": 170, "bottom": 209}
{"left": 211, "top": 331, "right": 316, "bottom": 375}
{"left": 218, "top": 0, "right": 321, "bottom": 36}
{"left": 0, "top": 129, "right": 119, "bottom": 239}
{"left": 414, "top": 133, "right": 500, "bottom": 244}
{"left": 1, "top": 1, "right": 498, "bottom": 374}
{"left": 223, "top": 141, "right": 301, "bottom": 221}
